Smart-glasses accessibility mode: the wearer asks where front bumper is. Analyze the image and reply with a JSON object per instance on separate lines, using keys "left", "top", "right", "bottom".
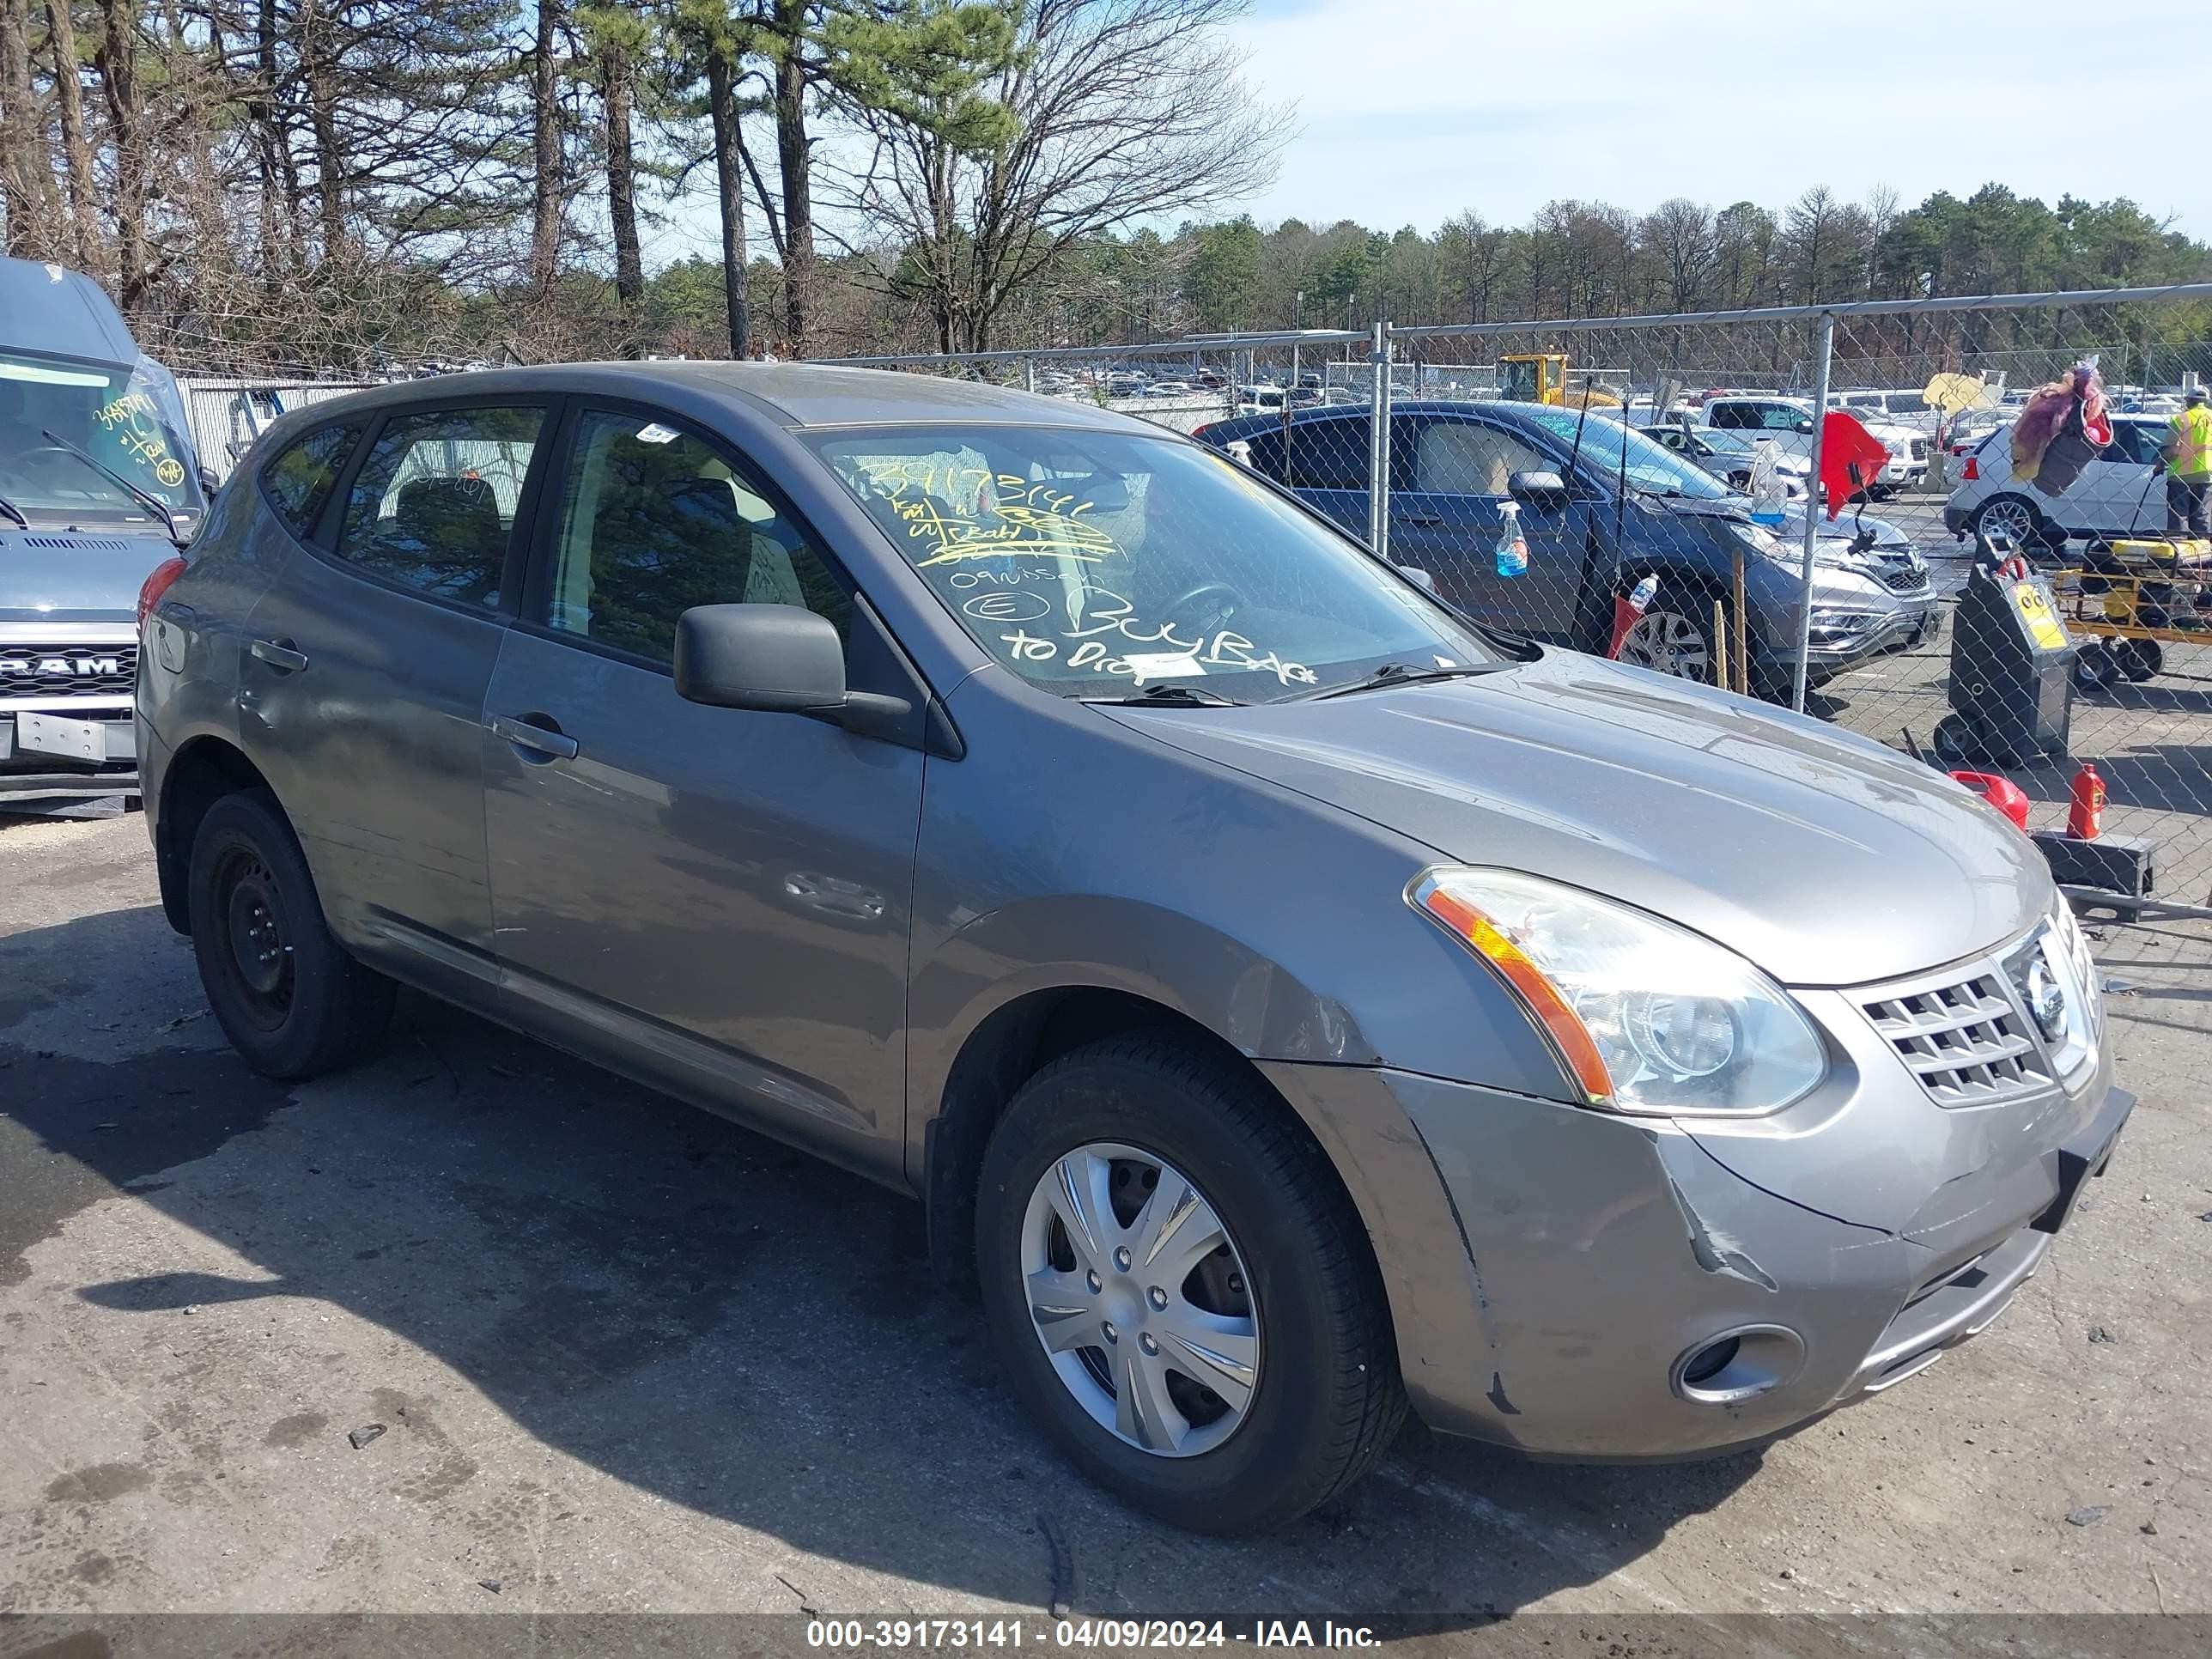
{"left": 0, "top": 710, "right": 140, "bottom": 804}
{"left": 1261, "top": 1056, "right": 2130, "bottom": 1462}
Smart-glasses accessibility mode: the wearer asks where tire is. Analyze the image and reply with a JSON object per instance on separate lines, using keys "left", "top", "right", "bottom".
{"left": 2117, "top": 638, "right": 2163, "bottom": 682}
{"left": 1932, "top": 714, "right": 1975, "bottom": 767}
{"left": 1972, "top": 494, "right": 2062, "bottom": 557}
{"left": 187, "top": 789, "right": 396, "bottom": 1079}
{"left": 2072, "top": 641, "right": 2120, "bottom": 694}
{"left": 975, "top": 1036, "right": 1405, "bottom": 1534}
{"left": 1613, "top": 580, "right": 1723, "bottom": 687}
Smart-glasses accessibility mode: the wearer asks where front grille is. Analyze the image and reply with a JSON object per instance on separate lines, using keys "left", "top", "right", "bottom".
{"left": 1862, "top": 969, "right": 2052, "bottom": 1106}
{"left": 0, "top": 643, "right": 137, "bottom": 698}
{"left": 1878, "top": 562, "right": 1931, "bottom": 594}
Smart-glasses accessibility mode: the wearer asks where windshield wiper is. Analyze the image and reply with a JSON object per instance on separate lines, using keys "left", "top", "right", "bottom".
{"left": 1291, "top": 660, "right": 1512, "bottom": 702}
{"left": 0, "top": 492, "right": 28, "bottom": 530}
{"left": 38, "top": 428, "right": 187, "bottom": 549}
{"left": 1085, "top": 683, "right": 1245, "bottom": 708}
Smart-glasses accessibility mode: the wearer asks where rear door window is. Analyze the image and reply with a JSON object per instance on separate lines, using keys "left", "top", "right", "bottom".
{"left": 1279, "top": 418, "right": 1370, "bottom": 489}
{"left": 333, "top": 406, "right": 544, "bottom": 608}
{"left": 259, "top": 421, "right": 364, "bottom": 540}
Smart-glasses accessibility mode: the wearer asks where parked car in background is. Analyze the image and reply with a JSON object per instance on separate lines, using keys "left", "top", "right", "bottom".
{"left": 1831, "top": 388, "right": 1944, "bottom": 437}
{"left": 1, "top": 255, "right": 204, "bottom": 815}
{"left": 1145, "top": 381, "right": 1194, "bottom": 398}
{"left": 140, "top": 362, "right": 2128, "bottom": 1534}
{"left": 1942, "top": 414, "right": 2176, "bottom": 550}
{"left": 1235, "top": 384, "right": 1290, "bottom": 415}
{"left": 1197, "top": 401, "right": 1936, "bottom": 696}
{"left": 1640, "top": 422, "right": 1809, "bottom": 497}
{"left": 1698, "top": 395, "right": 1929, "bottom": 495}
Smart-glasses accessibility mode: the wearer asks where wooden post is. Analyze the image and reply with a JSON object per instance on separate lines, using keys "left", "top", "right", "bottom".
{"left": 1730, "top": 545, "right": 1749, "bottom": 695}
{"left": 1712, "top": 599, "right": 1729, "bottom": 690}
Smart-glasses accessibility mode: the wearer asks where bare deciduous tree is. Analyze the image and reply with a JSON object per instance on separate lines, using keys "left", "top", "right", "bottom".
{"left": 827, "top": 0, "right": 1290, "bottom": 352}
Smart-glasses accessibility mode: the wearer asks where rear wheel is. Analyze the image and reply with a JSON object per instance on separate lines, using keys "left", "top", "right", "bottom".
{"left": 975, "top": 1036, "right": 1404, "bottom": 1534}
{"left": 188, "top": 790, "right": 395, "bottom": 1079}
{"left": 1972, "top": 493, "right": 2062, "bottom": 557}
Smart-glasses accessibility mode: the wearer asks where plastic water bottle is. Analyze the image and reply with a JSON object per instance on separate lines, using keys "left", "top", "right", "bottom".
{"left": 1494, "top": 500, "right": 1528, "bottom": 578}
{"left": 1748, "top": 439, "right": 1787, "bottom": 527}
{"left": 1628, "top": 573, "right": 1658, "bottom": 611}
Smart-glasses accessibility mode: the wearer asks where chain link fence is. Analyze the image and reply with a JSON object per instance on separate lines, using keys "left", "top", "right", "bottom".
{"left": 828, "top": 285, "right": 2212, "bottom": 917}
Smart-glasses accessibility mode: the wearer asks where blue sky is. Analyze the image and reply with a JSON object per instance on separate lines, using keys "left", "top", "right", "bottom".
{"left": 641, "top": 0, "right": 2210, "bottom": 267}
{"left": 1225, "top": 0, "right": 2212, "bottom": 238}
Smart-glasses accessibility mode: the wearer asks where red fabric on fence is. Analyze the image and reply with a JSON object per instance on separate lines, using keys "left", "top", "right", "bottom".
{"left": 1819, "top": 411, "right": 1893, "bottom": 518}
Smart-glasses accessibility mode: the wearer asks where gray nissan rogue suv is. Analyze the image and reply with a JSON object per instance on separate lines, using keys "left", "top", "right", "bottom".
{"left": 137, "top": 364, "right": 2131, "bottom": 1534}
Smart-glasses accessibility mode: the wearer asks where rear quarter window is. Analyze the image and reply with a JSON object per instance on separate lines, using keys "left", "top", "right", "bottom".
{"left": 259, "top": 422, "right": 365, "bottom": 539}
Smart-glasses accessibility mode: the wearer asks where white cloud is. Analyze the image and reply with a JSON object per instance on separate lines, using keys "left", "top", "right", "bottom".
{"left": 1225, "top": 0, "right": 2209, "bottom": 237}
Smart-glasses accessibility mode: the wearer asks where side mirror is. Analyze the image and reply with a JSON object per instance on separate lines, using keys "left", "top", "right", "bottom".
{"left": 1508, "top": 469, "right": 1568, "bottom": 503}
{"left": 1793, "top": 419, "right": 1815, "bottom": 435}
{"left": 198, "top": 465, "right": 221, "bottom": 497}
{"left": 675, "top": 603, "right": 847, "bottom": 713}
{"left": 1395, "top": 564, "right": 1437, "bottom": 592}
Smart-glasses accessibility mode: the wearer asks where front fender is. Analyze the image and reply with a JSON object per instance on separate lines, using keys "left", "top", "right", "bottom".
{"left": 902, "top": 675, "right": 1577, "bottom": 1186}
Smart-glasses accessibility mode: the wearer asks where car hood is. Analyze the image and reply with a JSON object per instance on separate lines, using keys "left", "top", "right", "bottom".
{"left": 0, "top": 526, "right": 173, "bottom": 618}
{"left": 1107, "top": 650, "right": 2051, "bottom": 988}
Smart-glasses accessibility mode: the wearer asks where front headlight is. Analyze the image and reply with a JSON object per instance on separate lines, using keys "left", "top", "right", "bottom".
{"left": 1728, "top": 521, "right": 1787, "bottom": 560}
{"left": 1408, "top": 867, "right": 1829, "bottom": 1116}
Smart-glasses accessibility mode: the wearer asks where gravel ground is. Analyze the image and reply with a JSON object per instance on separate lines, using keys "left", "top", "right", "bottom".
{"left": 1, "top": 811, "right": 2207, "bottom": 1654}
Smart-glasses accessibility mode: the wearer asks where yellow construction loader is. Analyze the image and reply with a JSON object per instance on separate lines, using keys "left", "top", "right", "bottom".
{"left": 1497, "top": 353, "right": 1622, "bottom": 409}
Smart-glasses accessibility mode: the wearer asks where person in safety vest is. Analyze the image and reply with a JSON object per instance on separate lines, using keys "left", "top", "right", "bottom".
{"left": 2160, "top": 386, "right": 2211, "bottom": 536}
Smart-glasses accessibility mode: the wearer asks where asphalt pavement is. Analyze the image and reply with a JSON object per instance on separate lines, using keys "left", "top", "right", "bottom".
{"left": 1, "top": 811, "right": 2209, "bottom": 1651}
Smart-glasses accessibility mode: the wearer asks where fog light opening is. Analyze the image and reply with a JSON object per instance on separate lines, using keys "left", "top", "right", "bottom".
{"left": 1671, "top": 1324, "right": 1807, "bottom": 1407}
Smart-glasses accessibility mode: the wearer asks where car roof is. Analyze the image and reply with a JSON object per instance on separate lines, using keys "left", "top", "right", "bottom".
{"left": 0, "top": 256, "right": 140, "bottom": 364}
{"left": 258, "top": 361, "right": 1155, "bottom": 436}
{"left": 1201, "top": 398, "right": 1576, "bottom": 444}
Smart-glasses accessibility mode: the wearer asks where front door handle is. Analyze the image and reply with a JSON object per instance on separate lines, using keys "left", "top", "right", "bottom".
{"left": 489, "top": 714, "right": 580, "bottom": 761}
{"left": 1397, "top": 512, "right": 1443, "bottom": 527}
{"left": 250, "top": 637, "right": 308, "bottom": 673}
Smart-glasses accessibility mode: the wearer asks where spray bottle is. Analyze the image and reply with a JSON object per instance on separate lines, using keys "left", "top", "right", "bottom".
{"left": 1494, "top": 500, "right": 1528, "bottom": 578}
{"left": 1748, "top": 438, "right": 1787, "bottom": 528}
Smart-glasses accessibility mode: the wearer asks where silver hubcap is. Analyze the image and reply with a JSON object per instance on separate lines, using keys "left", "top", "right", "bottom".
{"left": 1981, "top": 498, "right": 2034, "bottom": 540}
{"left": 1615, "top": 609, "right": 1712, "bottom": 680}
{"left": 1021, "top": 1142, "right": 1260, "bottom": 1458}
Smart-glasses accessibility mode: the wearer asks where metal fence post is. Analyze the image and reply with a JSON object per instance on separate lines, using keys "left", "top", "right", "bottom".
{"left": 1790, "top": 311, "right": 1835, "bottom": 713}
{"left": 1368, "top": 319, "right": 1393, "bottom": 559}
{"left": 1023, "top": 357, "right": 1036, "bottom": 395}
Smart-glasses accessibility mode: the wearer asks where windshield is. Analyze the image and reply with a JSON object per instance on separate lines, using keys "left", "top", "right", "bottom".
{"left": 1516, "top": 408, "right": 1734, "bottom": 500}
{"left": 0, "top": 349, "right": 205, "bottom": 525}
{"left": 808, "top": 424, "right": 1500, "bottom": 703}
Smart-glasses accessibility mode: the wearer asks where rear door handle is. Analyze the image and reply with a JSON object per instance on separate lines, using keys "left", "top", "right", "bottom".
{"left": 1397, "top": 513, "right": 1443, "bottom": 527}
{"left": 489, "top": 714, "right": 580, "bottom": 761}
{"left": 250, "top": 637, "right": 308, "bottom": 672}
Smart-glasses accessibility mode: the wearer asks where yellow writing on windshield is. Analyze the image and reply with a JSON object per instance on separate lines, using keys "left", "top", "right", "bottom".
{"left": 858, "top": 459, "right": 1122, "bottom": 567}
{"left": 92, "top": 387, "right": 175, "bottom": 483}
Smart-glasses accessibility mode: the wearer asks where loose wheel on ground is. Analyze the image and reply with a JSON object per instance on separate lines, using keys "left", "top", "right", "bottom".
{"left": 975, "top": 1036, "right": 1404, "bottom": 1534}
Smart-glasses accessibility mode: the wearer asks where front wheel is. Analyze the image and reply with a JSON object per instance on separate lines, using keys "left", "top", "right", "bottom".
{"left": 1613, "top": 587, "right": 1720, "bottom": 685}
{"left": 975, "top": 1037, "right": 1404, "bottom": 1534}
{"left": 188, "top": 790, "right": 396, "bottom": 1079}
